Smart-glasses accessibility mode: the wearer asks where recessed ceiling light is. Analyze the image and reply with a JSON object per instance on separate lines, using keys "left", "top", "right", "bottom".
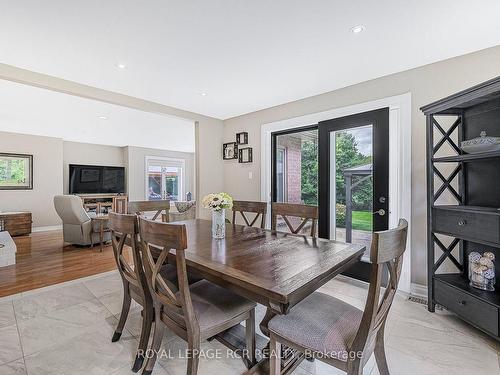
{"left": 350, "top": 25, "right": 365, "bottom": 34}
{"left": 200, "top": 92, "right": 207, "bottom": 96}
{"left": 117, "top": 63, "right": 126, "bottom": 69}
{"left": 98, "top": 116, "right": 108, "bottom": 120}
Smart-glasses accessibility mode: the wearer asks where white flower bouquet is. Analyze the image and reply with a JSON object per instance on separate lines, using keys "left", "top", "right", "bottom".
{"left": 202, "top": 192, "right": 233, "bottom": 239}
{"left": 202, "top": 192, "right": 233, "bottom": 212}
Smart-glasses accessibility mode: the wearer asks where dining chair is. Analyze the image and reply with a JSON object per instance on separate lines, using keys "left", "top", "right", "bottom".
{"left": 271, "top": 202, "right": 318, "bottom": 237}
{"left": 232, "top": 200, "right": 267, "bottom": 228}
{"left": 128, "top": 200, "right": 170, "bottom": 222}
{"left": 269, "top": 219, "right": 408, "bottom": 375}
{"left": 139, "top": 217, "right": 257, "bottom": 375}
{"left": 109, "top": 212, "right": 201, "bottom": 372}
{"left": 108, "top": 212, "right": 154, "bottom": 373}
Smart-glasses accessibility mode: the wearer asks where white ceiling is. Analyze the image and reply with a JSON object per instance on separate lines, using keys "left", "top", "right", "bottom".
{"left": 0, "top": 79, "right": 195, "bottom": 152}
{"left": 1, "top": 1, "right": 500, "bottom": 119}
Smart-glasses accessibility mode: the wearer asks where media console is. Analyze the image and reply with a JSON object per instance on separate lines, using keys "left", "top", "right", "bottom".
{"left": 78, "top": 194, "right": 128, "bottom": 214}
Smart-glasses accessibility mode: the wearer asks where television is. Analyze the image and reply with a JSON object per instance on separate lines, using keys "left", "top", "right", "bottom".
{"left": 69, "top": 164, "right": 125, "bottom": 194}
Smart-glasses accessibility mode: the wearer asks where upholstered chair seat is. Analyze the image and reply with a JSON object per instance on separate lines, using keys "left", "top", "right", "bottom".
{"left": 186, "top": 280, "right": 256, "bottom": 334}
{"left": 269, "top": 292, "right": 363, "bottom": 358}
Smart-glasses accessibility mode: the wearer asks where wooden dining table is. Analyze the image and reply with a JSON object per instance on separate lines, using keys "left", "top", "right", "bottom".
{"left": 166, "top": 219, "right": 366, "bottom": 375}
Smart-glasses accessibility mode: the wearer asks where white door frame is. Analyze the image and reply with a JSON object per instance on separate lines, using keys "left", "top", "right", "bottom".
{"left": 260, "top": 93, "right": 412, "bottom": 294}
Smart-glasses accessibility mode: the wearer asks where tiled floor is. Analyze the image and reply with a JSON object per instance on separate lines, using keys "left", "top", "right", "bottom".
{"left": 0, "top": 271, "right": 498, "bottom": 375}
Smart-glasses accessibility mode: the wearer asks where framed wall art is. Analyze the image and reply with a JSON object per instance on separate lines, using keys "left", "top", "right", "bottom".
{"left": 222, "top": 142, "right": 238, "bottom": 160}
{"left": 238, "top": 147, "right": 253, "bottom": 163}
{"left": 0, "top": 153, "right": 33, "bottom": 190}
{"left": 236, "top": 132, "right": 248, "bottom": 145}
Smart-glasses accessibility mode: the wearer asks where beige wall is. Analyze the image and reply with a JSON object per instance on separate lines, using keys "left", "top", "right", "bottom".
{"left": 0, "top": 63, "right": 226, "bottom": 218}
{"left": 0, "top": 131, "right": 63, "bottom": 228}
{"left": 223, "top": 45, "right": 500, "bottom": 286}
{"left": 0, "top": 131, "right": 199, "bottom": 228}
{"left": 63, "top": 141, "right": 126, "bottom": 194}
{"left": 125, "top": 146, "right": 195, "bottom": 202}
{"left": 195, "top": 121, "right": 226, "bottom": 219}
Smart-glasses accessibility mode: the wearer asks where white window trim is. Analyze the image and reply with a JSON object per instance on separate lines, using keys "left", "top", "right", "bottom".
{"left": 260, "top": 93, "right": 412, "bottom": 295}
{"left": 144, "top": 156, "right": 186, "bottom": 204}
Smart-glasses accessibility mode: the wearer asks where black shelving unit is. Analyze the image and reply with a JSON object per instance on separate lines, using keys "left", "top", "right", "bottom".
{"left": 421, "top": 76, "right": 500, "bottom": 340}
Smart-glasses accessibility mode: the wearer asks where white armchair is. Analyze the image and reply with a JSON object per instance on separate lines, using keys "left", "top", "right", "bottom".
{"left": 54, "top": 195, "right": 110, "bottom": 246}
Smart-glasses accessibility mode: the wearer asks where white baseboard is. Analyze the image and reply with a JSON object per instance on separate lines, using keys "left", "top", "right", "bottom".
{"left": 32, "top": 225, "right": 62, "bottom": 233}
{"left": 410, "top": 282, "right": 428, "bottom": 298}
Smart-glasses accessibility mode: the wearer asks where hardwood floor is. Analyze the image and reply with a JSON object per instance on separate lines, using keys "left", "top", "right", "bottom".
{"left": 0, "top": 230, "right": 129, "bottom": 298}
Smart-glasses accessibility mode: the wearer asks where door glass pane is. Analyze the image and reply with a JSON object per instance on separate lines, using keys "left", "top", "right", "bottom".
{"left": 275, "top": 129, "right": 318, "bottom": 204}
{"left": 146, "top": 160, "right": 183, "bottom": 201}
{"left": 332, "top": 125, "right": 373, "bottom": 251}
{"left": 276, "top": 148, "right": 286, "bottom": 202}
{"left": 164, "top": 166, "right": 180, "bottom": 201}
{"left": 147, "top": 165, "right": 162, "bottom": 200}
{"left": 275, "top": 129, "right": 318, "bottom": 233}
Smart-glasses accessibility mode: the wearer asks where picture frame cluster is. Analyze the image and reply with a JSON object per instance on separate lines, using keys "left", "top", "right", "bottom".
{"left": 223, "top": 132, "right": 252, "bottom": 163}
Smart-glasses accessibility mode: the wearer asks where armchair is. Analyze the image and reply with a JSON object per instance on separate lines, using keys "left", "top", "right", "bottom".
{"left": 54, "top": 195, "right": 111, "bottom": 246}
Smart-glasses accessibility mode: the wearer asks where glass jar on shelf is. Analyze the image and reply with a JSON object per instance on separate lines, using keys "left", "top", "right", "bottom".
{"left": 469, "top": 251, "right": 496, "bottom": 291}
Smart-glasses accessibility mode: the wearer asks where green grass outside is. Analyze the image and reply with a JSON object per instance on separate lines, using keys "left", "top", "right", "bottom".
{"left": 352, "top": 210, "right": 373, "bottom": 231}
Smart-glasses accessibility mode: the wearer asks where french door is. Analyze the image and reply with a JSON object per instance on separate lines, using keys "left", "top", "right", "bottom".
{"left": 270, "top": 108, "right": 389, "bottom": 281}
{"left": 145, "top": 157, "right": 185, "bottom": 201}
{"left": 318, "top": 108, "right": 389, "bottom": 281}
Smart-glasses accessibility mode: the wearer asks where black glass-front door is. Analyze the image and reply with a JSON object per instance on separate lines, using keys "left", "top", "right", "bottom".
{"left": 318, "top": 108, "right": 390, "bottom": 281}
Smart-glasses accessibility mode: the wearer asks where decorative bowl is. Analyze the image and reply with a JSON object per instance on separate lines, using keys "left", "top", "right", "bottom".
{"left": 461, "top": 131, "right": 500, "bottom": 154}
{"left": 174, "top": 201, "right": 196, "bottom": 213}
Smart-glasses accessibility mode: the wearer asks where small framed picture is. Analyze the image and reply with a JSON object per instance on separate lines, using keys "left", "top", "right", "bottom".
{"left": 238, "top": 147, "right": 253, "bottom": 163}
{"left": 236, "top": 132, "right": 248, "bottom": 145}
{"left": 0, "top": 153, "right": 33, "bottom": 190}
{"left": 223, "top": 142, "right": 238, "bottom": 160}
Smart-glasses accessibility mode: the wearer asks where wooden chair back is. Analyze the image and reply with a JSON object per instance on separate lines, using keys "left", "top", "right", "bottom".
{"left": 271, "top": 202, "right": 318, "bottom": 237}
{"left": 232, "top": 200, "right": 267, "bottom": 229}
{"left": 138, "top": 217, "right": 198, "bottom": 340}
{"left": 109, "top": 212, "right": 149, "bottom": 303}
{"left": 128, "top": 200, "right": 170, "bottom": 222}
{"left": 351, "top": 218, "right": 408, "bottom": 357}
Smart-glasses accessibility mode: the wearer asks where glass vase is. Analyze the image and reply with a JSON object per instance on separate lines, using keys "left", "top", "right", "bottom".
{"left": 212, "top": 209, "right": 226, "bottom": 239}
{"left": 468, "top": 251, "right": 496, "bottom": 291}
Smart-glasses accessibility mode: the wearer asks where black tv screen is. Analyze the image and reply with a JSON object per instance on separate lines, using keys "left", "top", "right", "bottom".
{"left": 69, "top": 164, "right": 125, "bottom": 194}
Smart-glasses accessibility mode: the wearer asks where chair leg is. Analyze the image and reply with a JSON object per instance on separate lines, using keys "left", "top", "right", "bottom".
{"left": 346, "top": 359, "right": 364, "bottom": 375}
{"left": 245, "top": 309, "right": 256, "bottom": 365}
{"left": 374, "top": 327, "right": 390, "bottom": 375}
{"left": 132, "top": 304, "right": 154, "bottom": 372}
{"left": 142, "top": 309, "right": 165, "bottom": 375}
{"left": 187, "top": 340, "right": 200, "bottom": 375}
{"left": 112, "top": 284, "right": 131, "bottom": 342}
{"left": 269, "top": 333, "right": 281, "bottom": 375}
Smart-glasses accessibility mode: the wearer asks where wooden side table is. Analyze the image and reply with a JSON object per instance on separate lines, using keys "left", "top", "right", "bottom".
{"left": 90, "top": 215, "right": 110, "bottom": 252}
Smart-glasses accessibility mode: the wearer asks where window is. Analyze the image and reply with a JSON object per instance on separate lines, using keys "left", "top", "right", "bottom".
{"left": 145, "top": 157, "right": 185, "bottom": 202}
{"left": 0, "top": 153, "right": 33, "bottom": 190}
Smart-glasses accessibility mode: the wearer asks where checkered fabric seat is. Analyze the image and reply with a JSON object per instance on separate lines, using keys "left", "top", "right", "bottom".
{"left": 268, "top": 292, "right": 363, "bottom": 359}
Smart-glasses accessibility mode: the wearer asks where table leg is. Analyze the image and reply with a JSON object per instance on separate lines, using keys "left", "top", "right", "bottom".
{"left": 241, "top": 307, "right": 304, "bottom": 375}
{"left": 99, "top": 221, "right": 104, "bottom": 252}
{"left": 259, "top": 307, "right": 276, "bottom": 338}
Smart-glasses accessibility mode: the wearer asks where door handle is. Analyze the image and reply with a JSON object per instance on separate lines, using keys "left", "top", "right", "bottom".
{"left": 373, "top": 209, "right": 386, "bottom": 216}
